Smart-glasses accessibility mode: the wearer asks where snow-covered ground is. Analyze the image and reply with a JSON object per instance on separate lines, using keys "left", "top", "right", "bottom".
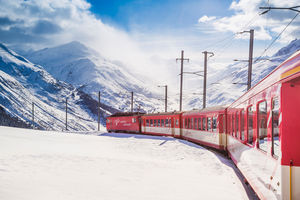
{"left": 0, "top": 126, "right": 256, "bottom": 200}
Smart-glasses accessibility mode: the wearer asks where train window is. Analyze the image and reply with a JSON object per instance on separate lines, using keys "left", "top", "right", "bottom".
{"left": 166, "top": 119, "right": 169, "bottom": 127}
{"left": 191, "top": 118, "right": 194, "bottom": 129}
{"left": 207, "top": 117, "right": 211, "bottom": 131}
{"left": 222, "top": 114, "right": 225, "bottom": 133}
{"left": 212, "top": 117, "right": 217, "bottom": 132}
{"left": 258, "top": 101, "right": 268, "bottom": 152}
{"left": 146, "top": 119, "right": 149, "bottom": 126}
{"left": 194, "top": 118, "right": 197, "bottom": 130}
{"left": 161, "top": 119, "right": 164, "bottom": 127}
{"left": 227, "top": 114, "right": 231, "bottom": 134}
{"left": 202, "top": 118, "right": 206, "bottom": 130}
{"left": 185, "top": 118, "right": 187, "bottom": 128}
{"left": 247, "top": 106, "right": 254, "bottom": 145}
{"left": 150, "top": 119, "right": 153, "bottom": 126}
{"left": 272, "top": 98, "right": 280, "bottom": 158}
{"left": 231, "top": 114, "right": 234, "bottom": 136}
{"left": 198, "top": 118, "right": 201, "bottom": 130}
{"left": 176, "top": 119, "right": 179, "bottom": 126}
{"left": 187, "top": 118, "right": 190, "bottom": 129}
{"left": 241, "top": 110, "right": 245, "bottom": 141}
{"left": 158, "top": 119, "right": 161, "bottom": 127}
{"left": 154, "top": 119, "right": 157, "bottom": 127}
{"left": 132, "top": 118, "right": 136, "bottom": 123}
{"left": 169, "top": 119, "right": 171, "bottom": 127}
{"left": 236, "top": 112, "right": 239, "bottom": 138}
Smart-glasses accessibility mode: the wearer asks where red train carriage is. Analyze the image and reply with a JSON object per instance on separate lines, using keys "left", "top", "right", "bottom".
{"left": 141, "top": 112, "right": 182, "bottom": 137}
{"left": 227, "top": 50, "right": 300, "bottom": 200}
{"left": 181, "top": 106, "right": 227, "bottom": 150}
{"left": 106, "top": 112, "right": 144, "bottom": 133}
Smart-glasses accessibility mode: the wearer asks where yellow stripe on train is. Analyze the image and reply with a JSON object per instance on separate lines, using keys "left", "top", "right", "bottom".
{"left": 280, "top": 65, "right": 300, "bottom": 80}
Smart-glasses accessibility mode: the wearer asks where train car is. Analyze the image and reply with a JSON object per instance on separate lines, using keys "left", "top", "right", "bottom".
{"left": 226, "top": 50, "right": 300, "bottom": 200}
{"left": 106, "top": 112, "right": 144, "bottom": 133}
{"left": 141, "top": 112, "right": 182, "bottom": 137}
{"left": 181, "top": 106, "right": 227, "bottom": 151}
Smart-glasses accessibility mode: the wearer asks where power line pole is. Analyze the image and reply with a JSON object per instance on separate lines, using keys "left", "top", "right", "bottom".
{"left": 176, "top": 50, "right": 189, "bottom": 111}
{"left": 259, "top": 6, "right": 300, "bottom": 14}
{"left": 165, "top": 85, "right": 167, "bottom": 113}
{"left": 65, "top": 98, "right": 68, "bottom": 131}
{"left": 158, "top": 85, "right": 168, "bottom": 112}
{"left": 32, "top": 102, "right": 34, "bottom": 127}
{"left": 248, "top": 29, "right": 254, "bottom": 91}
{"left": 131, "top": 91, "right": 133, "bottom": 112}
{"left": 202, "top": 51, "right": 214, "bottom": 109}
{"left": 98, "top": 91, "right": 100, "bottom": 131}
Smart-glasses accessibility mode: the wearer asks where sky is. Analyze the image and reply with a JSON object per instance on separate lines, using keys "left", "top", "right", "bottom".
{"left": 0, "top": 0, "right": 299, "bottom": 93}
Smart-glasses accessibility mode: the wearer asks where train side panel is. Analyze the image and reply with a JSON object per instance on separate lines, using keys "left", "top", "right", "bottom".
{"left": 181, "top": 107, "right": 226, "bottom": 151}
{"left": 106, "top": 115, "right": 141, "bottom": 133}
{"left": 141, "top": 113, "right": 182, "bottom": 137}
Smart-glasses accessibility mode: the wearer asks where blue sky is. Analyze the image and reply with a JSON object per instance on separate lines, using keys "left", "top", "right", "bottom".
{"left": 87, "top": 0, "right": 233, "bottom": 32}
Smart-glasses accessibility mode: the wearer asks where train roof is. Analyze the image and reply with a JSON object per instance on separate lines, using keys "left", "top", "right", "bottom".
{"left": 183, "top": 105, "right": 227, "bottom": 115}
{"left": 108, "top": 112, "right": 146, "bottom": 117}
{"left": 142, "top": 111, "right": 184, "bottom": 117}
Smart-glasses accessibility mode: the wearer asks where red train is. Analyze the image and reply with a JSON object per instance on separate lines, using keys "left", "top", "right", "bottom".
{"left": 107, "top": 50, "right": 300, "bottom": 200}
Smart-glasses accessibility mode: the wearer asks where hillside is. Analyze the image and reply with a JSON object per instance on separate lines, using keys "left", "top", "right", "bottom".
{"left": 0, "top": 43, "right": 117, "bottom": 131}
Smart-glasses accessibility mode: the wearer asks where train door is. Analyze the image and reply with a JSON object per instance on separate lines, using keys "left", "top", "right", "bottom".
{"left": 281, "top": 78, "right": 300, "bottom": 200}
{"left": 171, "top": 117, "right": 175, "bottom": 136}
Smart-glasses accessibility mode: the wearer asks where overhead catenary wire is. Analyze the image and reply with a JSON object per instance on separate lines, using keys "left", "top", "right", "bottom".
{"left": 254, "top": 12, "right": 299, "bottom": 62}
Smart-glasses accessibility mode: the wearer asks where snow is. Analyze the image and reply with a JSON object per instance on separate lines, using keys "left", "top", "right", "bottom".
{"left": 0, "top": 126, "right": 254, "bottom": 200}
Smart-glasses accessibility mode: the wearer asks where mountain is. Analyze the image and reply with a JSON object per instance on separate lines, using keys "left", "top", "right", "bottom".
{"left": 186, "top": 39, "right": 300, "bottom": 109}
{"left": 0, "top": 43, "right": 117, "bottom": 131}
{"left": 25, "top": 41, "right": 164, "bottom": 113}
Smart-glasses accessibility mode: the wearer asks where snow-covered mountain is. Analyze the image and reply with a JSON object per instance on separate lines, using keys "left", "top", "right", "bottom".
{"left": 0, "top": 43, "right": 117, "bottom": 131}
{"left": 186, "top": 39, "right": 300, "bottom": 109}
{"left": 25, "top": 41, "right": 163, "bottom": 112}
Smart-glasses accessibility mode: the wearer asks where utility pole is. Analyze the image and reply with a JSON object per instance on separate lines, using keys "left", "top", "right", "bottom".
{"left": 176, "top": 50, "right": 189, "bottom": 111}
{"left": 202, "top": 51, "right": 214, "bottom": 109}
{"left": 165, "top": 85, "right": 167, "bottom": 113}
{"left": 259, "top": 6, "right": 300, "bottom": 14}
{"left": 98, "top": 91, "right": 100, "bottom": 131}
{"left": 65, "top": 98, "right": 68, "bottom": 131}
{"left": 131, "top": 91, "right": 133, "bottom": 112}
{"left": 32, "top": 102, "right": 34, "bottom": 127}
{"left": 248, "top": 29, "right": 254, "bottom": 91}
{"left": 158, "top": 85, "right": 168, "bottom": 112}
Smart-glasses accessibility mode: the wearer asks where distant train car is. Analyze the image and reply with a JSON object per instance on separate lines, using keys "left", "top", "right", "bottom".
{"left": 141, "top": 112, "right": 182, "bottom": 137}
{"left": 227, "top": 50, "right": 300, "bottom": 200}
{"left": 106, "top": 112, "right": 144, "bottom": 133}
{"left": 181, "top": 106, "right": 227, "bottom": 150}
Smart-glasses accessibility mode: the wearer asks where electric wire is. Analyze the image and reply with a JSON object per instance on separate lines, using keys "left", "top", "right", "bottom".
{"left": 254, "top": 12, "right": 299, "bottom": 62}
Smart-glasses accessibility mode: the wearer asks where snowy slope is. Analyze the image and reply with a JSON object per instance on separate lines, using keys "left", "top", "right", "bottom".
{"left": 26, "top": 41, "right": 164, "bottom": 113}
{"left": 0, "top": 43, "right": 112, "bottom": 131}
{"left": 186, "top": 39, "right": 300, "bottom": 109}
{"left": 0, "top": 126, "right": 256, "bottom": 200}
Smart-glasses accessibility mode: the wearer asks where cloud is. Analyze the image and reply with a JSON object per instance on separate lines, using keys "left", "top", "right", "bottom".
{"left": 197, "top": 0, "right": 300, "bottom": 42}
{"left": 198, "top": 15, "right": 216, "bottom": 23}
{"left": 0, "top": 0, "right": 175, "bottom": 87}
{"left": 32, "top": 20, "right": 62, "bottom": 34}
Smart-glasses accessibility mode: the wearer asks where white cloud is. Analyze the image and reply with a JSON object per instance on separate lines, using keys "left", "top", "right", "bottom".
{"left": 198, "top": 15, "right": 216, "bottom": 23}
{"left": 0, "top": 0, "right": 172, "bottom": 86}
{"left": 197, "top": 0, "right": 300, "bottom": 42}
